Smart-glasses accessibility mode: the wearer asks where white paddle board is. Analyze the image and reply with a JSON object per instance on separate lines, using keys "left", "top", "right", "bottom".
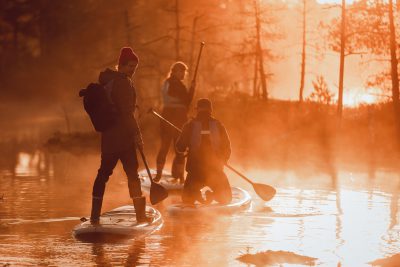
{"left": 139, "top": 168, "right": 183, "bottom": 191}
{"left": 73, "top": 205, "right": 162, "bottom": 238}
{"left": 167, "top": 187, "right": 251, "bottom": 215}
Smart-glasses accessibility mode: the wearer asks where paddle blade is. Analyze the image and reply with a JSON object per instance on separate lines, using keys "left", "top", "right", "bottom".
{"left": 150, "top": 182, "right": 169, "bottom": 205}
{"left": 253, "top": 183, "right": 276, "bottom": 202}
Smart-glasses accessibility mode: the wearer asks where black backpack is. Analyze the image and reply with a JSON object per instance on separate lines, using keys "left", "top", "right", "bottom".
{"left": 79, "top": 82, "right": 117, "bottom": 132}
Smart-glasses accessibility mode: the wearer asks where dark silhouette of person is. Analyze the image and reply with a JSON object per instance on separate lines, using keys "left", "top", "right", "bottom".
{"left": 176, "top": 98, "right": 232, "bottom": 204}
{"left": 154, "top": 62, "right": 195, "bottom": 183}
{"left": 90, "top": 47, "right": 149, "bottom": 223}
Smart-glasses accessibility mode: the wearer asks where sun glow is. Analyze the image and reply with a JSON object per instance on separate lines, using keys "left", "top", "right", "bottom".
{"left": 317, "top": 0, "right": 355, "bottom": 3}
{"left": 342, "top": 88, "right": 381, "bottom": 107}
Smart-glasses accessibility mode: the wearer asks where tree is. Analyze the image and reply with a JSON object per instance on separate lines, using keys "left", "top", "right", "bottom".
{"left": 230, "top": 0, "right": 283, "bottom": 100}
{"left": 307, "top": 75, "right": 334, "bottom": 105}
{"left": 323, "top": 0, "right": 347, "bottom": 115}
{"left": 254, "top": 0, "right": 268, "bottom": 100}
{"left": 333, "top": 0, "right": 400, "bottom": 120}
{"left": 388, "top": 0, "right": 400, "bottom": 121}
{"left": 0, "top": 0, "right": 38, "bottom": 65}
{"left": 337, "top": 0, "right": 346, "bottom": 117}
{"left": 299, "top": 0, "right": 307, "bottom": 102}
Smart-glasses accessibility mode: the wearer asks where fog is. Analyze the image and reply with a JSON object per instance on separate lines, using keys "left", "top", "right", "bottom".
{"left": 1, "top": 0, "right": 400, "bottom": 266}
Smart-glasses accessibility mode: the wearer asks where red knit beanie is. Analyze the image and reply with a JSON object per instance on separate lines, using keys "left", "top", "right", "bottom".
{"left": 118, "top": 47, "right": 139, "bottom": 66}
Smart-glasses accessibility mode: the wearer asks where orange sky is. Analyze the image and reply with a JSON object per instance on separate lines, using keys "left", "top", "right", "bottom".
{"left": 316, "top": 0, "right": 355, "bottom": 3}
{"left": 263, "top": 0, "right": 389, "bottom": 107}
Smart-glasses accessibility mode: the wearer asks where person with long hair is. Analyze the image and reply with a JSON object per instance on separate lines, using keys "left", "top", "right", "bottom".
{"left": 155, "top": 62, "right": 195, "bottom": 183}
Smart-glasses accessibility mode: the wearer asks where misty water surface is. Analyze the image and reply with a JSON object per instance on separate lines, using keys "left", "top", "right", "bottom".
{"left": 0, "top": 148, "right": 399, "bottom": 266}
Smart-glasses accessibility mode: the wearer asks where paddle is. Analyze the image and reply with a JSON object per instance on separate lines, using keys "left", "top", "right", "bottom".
{"left": 148, "top": 108, "right": 277, "bottom": 202}
{"left": 224, "top": 164, "right": 276, "bottom": 201}
{"left": 137, "top": 146, "right": 168, "bottom": 205}
{"left": 192, "top": 42, "right": 205, "bottom": 82}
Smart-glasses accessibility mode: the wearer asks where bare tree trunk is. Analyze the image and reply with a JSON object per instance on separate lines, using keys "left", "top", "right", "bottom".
{"left": 175, "top": 0, "right": 180, "bottom": 61}
{"left": 254, "top": 0, "right": 268, "bottom": 100}
{"left": 258, "top": 57, "right": 267, "bottom": 99}
{"left": 299, "top": 0, "right": 306, "bottom": 102}
{"left": 337, "top": 0, "right": 346, "bottom": 117}
{"left": 389, "top": 0, "right": 400, "bottom": 121}
{"left": 253, "top": 51, "right": 259, "bottom": 98}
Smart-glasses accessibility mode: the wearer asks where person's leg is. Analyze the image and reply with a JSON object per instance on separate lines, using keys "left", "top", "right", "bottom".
{"left": 171, "top": 114, "right": 188, "bottom": 182}
{"left": 206, "top": 170, "right": 232, "bottom": 205}
{"left": 120, "top": 147, "right": 150, "bottom": 223}
{"left": 182, "top": 171, "right": 205, "bottom": 205}
{"left": 155, "top": 128, "right": 173, "bottom": 182}
{"left": 171, "top": 148, "right": 185, "bottom": 183}
{"left": 120, "top": 146, "right": 141, "bottom": 197}
{"left": 91, "top": 153, "right": 119, "bottom": 223}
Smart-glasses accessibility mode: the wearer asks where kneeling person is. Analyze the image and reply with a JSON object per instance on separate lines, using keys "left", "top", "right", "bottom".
{"left": 176, "top": 98, "right": 232, "bottom": 205}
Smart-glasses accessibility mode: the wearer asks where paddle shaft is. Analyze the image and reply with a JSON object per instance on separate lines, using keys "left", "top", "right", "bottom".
{"left": 151, "top": 109, "right": 182, "bottom": 132}
{"left": 224, "top": 164, "right": 254, "bottom": 185}
{"left": 149, "top": 109, "right": 255, "bottom": 187}
{"left": 137, "top": 146, "right": 155, "bottom": 184}
{"left": 192, "top": 42, "right": 205, "bottom": 83}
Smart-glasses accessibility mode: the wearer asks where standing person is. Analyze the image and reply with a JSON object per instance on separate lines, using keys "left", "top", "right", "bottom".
{"left": 90, "top": 47, "right": 149, "bottom": 224}
{"left": 176, "top": 98, "right": 232, "bottom": 205}
{"left": 154, "top": 62, "right": 195, "bottom": 183}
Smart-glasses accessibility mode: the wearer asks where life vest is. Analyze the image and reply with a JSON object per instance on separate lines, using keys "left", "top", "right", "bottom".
{"left": 190, "top": 120, "right": 221, "bottom": 153}
{"left": 161, "top": 79, "right": 186, "bottom": 108}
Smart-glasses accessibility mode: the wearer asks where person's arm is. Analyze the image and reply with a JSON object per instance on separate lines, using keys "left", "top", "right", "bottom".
{"left": 112, "top": 78, "right": 142, "bottom": 142}
{"left": 176, "top": 122, "right": 192, "bottom": 153}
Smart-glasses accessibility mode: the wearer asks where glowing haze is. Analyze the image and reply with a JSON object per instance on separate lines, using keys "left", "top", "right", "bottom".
{"left": 316, "top": 0, "right": 355, "bottom": 3}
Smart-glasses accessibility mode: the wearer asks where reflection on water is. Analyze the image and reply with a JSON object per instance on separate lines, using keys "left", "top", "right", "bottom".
{"left": 0, "top": 150, "right": 399, "bottom": 266}
{"left": 14, "top": 151, "right": 53, "bottom": 177}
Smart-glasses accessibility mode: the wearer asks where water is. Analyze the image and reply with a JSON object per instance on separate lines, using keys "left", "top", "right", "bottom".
{"left": 0, "top": 150, "right": 399, "bottom": 266}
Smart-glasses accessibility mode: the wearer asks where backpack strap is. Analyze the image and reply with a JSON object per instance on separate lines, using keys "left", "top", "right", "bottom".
{"left": 104, "top": 80, "right": 114, "bottom": 104}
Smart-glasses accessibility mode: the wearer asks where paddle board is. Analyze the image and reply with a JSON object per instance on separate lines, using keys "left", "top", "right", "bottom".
{"left": 73, "top": 205, "right": 162, "bottom": 238}
{"left": 167, "top": 187, "right": 251, "bottom": 215}
{"left": 139, "top": 168, "right": 183, "bottom": 191}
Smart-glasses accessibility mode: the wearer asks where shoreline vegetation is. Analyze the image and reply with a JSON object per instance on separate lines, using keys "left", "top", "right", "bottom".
{"left": 2, "top": 98, "right": 399, "bottom": 175}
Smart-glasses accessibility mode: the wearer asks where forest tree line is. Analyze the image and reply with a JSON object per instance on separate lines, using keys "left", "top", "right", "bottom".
{"left": 1, "top": 0, "right": 400, "bottom": 118}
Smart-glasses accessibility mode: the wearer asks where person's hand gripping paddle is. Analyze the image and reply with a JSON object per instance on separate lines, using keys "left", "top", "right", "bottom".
{"left": 148, "top": 109, "right": 276, "bottom": 202}
{"left": 137, "top": 147, "right": 168, "bottom": 205}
